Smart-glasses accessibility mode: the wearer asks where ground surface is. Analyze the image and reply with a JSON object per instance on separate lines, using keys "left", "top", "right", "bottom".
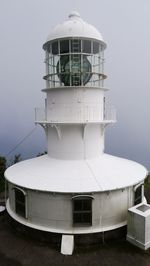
{"left": 0, "top": 188, "right": 150, "bottom": 266}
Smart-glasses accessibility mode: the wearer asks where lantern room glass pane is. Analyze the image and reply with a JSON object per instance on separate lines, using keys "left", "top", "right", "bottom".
{"left": 83, "top": 40, "right": 91, "bottom": 53}
{"left": 60, "top": 40, "right": 69, "bottom": 54}
{"left": 93, "top": 42, "right": 99, "bottom": 54}
{"left": 52, "top": 41, "right": 58, "bottom": 55}
{"left": 57, "top": 55, "right": 70, "bottom": 86}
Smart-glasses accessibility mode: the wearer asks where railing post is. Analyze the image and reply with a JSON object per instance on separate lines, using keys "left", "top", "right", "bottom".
{"left": 35, "top": 108, "right": 36, "bottom": 122}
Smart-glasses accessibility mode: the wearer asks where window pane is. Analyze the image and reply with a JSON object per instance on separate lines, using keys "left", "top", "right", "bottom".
{"left": 60, "top": 40, "right": 69, "bottom": 54}
{"left": 59, "top": 55, "right": 69, "bottom": 72}
{"left": 15, "top": 189, "right": 26, "bottom": 218}
{"left": 82, "top": 213, "right": 92, "bottom": 224}
{"left": 83, "top": 199, "right": 91, "bottom": 210}
{"left": 71, "top": 39, "right": 81, "bottom": 52}
{"left": 45, "top": 43, "right": 51, "bottom": 53}
{"left": 57, "top": 55, "right": 71, "bottom": 86}
{"left": 16, "top": 203, "right": 25, "bottom": 216}
{"left": 15, "top": 189, "right": 25, "bottom": 203}
{"left": 73, "top": 213, "right": 82, "bottom": 223}
{"left": 83, "top": 40, "right": 91, "bottom": 53}
{"left": 52, "top": 41, "right": 58, "bottom": 55}
{"left": 73, "top": 197, "right": 92, "bottom": 226}
{"left": 74, "top": 200, "right": 82, "bottom": 211}
{"left": 93, "top": 42, "right": 99, "bottom": 54}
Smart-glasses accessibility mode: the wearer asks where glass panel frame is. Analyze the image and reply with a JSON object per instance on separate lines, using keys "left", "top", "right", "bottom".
{"left": 44, "top": 39, "right": 105, "bottom": 88}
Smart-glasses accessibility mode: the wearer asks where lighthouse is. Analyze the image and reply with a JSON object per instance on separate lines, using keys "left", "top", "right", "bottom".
{"left": 5, "top": 12, "right": 147, "bottom": 253}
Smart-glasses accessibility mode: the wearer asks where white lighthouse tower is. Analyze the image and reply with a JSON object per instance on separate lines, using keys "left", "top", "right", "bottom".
{"left": 5, "top": 12, "right": 147, "bottom": 253}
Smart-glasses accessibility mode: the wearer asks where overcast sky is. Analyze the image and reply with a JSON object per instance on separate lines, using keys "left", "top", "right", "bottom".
{"left": 0, "top": 0, "right": 150, "bottom": 169}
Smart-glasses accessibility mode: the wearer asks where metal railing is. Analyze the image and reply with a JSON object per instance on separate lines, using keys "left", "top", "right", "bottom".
{"left": 35, "top": 105, "right": 116, "bottom": 124}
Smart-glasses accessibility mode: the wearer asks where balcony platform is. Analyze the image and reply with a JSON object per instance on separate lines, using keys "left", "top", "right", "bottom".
{"left": 35, "top": 106, "right": 116, "bottom": 126}
{"left": 35, "top": 119, "right": 116, "bottom": 126}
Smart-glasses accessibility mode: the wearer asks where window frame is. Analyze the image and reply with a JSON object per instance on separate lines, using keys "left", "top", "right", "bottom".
{"left": 72, "top": 195, "right": 93, "bottom": 227}
{"left": 45, "top": 38, "right": 105, "bottom": 88}
{"left": 13, "top": 186, "right": 27, "bottom": 219}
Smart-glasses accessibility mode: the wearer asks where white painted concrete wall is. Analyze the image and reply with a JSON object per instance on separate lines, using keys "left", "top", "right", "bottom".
{"left": 47, "top": 124, "right": 104, "bottom": 159}
{"left": 46, "top": 87, "right": 104, "bottom": 123}
{"left": 8, "top": 182, "right": 136, "bottom": 234}
{"left": 46, "top": 87, "right": 105, "bottom": 159}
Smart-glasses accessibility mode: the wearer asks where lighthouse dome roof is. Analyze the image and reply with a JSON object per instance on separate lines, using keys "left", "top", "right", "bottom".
{"left": 43, "top": 11, "right": 106, "bottom": 49}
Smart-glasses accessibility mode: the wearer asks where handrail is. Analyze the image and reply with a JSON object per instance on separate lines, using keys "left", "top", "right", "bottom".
{"left": 35, "top": 105, "right": 116, "bottom": 124}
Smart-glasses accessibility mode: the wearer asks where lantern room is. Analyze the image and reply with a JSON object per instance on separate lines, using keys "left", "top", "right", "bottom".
{"left": 43, "top": 11, "right": 107, "bottom": 89}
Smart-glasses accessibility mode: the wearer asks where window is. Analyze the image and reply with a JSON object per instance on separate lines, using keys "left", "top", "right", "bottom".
{"left": 14, "top": 187, "right": 26, "bottom": 218}
{"left": 93, "top": 42, "right": 99, "bottom": 54}
{"left": 52, "top": 41, "right": 58, "bottom": 55}
{"left": 73, "top": 196, "right": 92, "bottom": 226}
{"left": 134, "top": 185, "right": 142, "bottom": 205}
{"left": 60, "top": 40, "right": 69, "bottom": 54}
{"left": 82, "top": 40, "right": 91, "bottom": 53}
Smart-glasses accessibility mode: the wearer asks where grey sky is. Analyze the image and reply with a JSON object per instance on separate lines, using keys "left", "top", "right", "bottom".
{"left": 0, "top": 0, "right": 150, "bottom": 169}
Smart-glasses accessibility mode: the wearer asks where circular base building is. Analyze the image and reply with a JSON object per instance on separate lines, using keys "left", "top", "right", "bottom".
{"left": 5, "top": 154, "right": 147, "bottom": 234}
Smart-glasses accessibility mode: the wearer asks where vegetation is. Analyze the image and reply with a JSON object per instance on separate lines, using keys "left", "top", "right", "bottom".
{"left": 10, "top": 154, "right": 22, "bottom": 165}
{"left": 0, "top": 153, "right": 22, "bottom": 193}
{"left": 144, "top": 173, "right": 150, "bottom": 189}
{"left": 36, "top": 151, "right": 47, "bottom": 157}
{"left": 0, "top": 156, "right": 6, "bottom": 193}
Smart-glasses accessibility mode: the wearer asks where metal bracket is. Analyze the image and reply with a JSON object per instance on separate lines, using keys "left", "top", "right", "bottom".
{"left": 51, "top": 124, "right": 62, "bottom": 139}
{"left": 38, "top": 123, "right": 48, "bottom": 130}
{"left": 101, "top": 124, "right": 106, "bottom": 136}
{"left": 81, "top": 123, "right": 87, "bottom": 139}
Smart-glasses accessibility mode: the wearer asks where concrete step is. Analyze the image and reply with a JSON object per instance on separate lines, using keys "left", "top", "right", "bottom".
{"left": 61, "top": 235, "right": 74, "bottom": 255}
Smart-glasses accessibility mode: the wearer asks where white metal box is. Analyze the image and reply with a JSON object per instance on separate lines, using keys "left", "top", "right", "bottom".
{"left": 127, "top": 203, "right": 150, "bottom": 250}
